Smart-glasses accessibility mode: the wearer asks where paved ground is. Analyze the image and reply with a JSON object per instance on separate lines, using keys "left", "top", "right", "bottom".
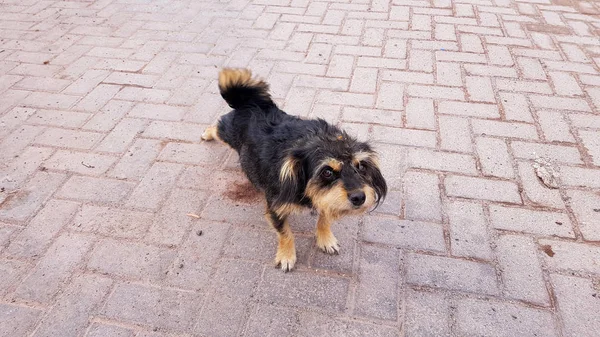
{"left": 1, "top": 0, "right": 600, "bottom": 336}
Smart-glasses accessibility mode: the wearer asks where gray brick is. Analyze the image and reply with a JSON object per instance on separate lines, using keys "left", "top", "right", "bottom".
{"left": 0, "top": 304, "right": 42, "bottom": 337}
{"left": 146, "top": 188, "right": 209, "bottom": 245}
{"left": 0, "top": 259, "right": 28, "bottom": 296}
{"left": 362, "top": 216, "right": 445, "bottom": 252}
{"left": 14, "top": 232, "right": 94, "bottom": 302}
{"left": 371, "top": 126, "right": 436, "bottom": 148}
{"left": 551, "top": 274, "right": 600, "bottom": 337}
{"left": 129, "top": 103, "right": 186, "bottom": 121}
{"left": 511, "top": 141, "right": 583, "bottom": 164}
{"left": 243, "top": 306, "right": 299, "bottom": 337}
{"left": 195, "top": 260, "right": 262, "bottom": 337}
{"left": 296, "top": 311, "right": 398, "bottom": 337}
{"left": 57, "top": 176, "right": 135, "bottom": 204}
{"left": 406, "top": 253, "right": 500, "bottom": 295}
{"left": 476, "top": 137, "right": 515, "bottom": 179}
{"left": 446, "top": 200, "right": 493, "bottom": 260}
{"left": 0, "top": 146, "right": 53, "bottom": 190}
{"left": 404, "top": 171, "right": 442, "bottom": 223}
{"left": 108, "top": 138, "right": 162, "bottom": 180}
{"left": 71, "top": 205, "right": 152, "bottom": 238}
{"left": 496, "top": 234, "right": 549, "bottom": 305}
{"left": 354, "top": 245, "right": 399, "bottom": 320}
{"left": 143, "top": 121, "right": 204, "bottom": 142}
{"left": 517, "top": 161, "right": 564, "bottom": 208}
{"left": 0, "top": 171, "right": 66, "bottom": 222}
{"left": 404, "top": 289, "right": 451, "bottom": 337}
{"left": 407, "top": 148, "right": 478, "bottom": 174}
{"left": 87, "top": 239, "right": 176, "bottom": 281}
{"left": 32, "top": 275, "right": 112, "bottom": 337}
{"left": 374, "top": 143, "right": 408, "bottom": 190}
{"left": 125, "top": 162, "right": 184, "bottom": 210}
{"left": 85, "top": 323, "right": 134, "bottom": 337}
{"left": 95, "top": 118, "right": 146, "bottom": 153}
{"left": 455, "top": 297, "right": 558, "bottom": 337}
{"left": 201, "top": 195, "right": 265, "bottom": 227}
{"left": 445, "top": 175, "right": 522, "bottom": 203}
{"left": 34, "top": 128, "right": 103, "bottom": 150}
{"left": 102, "top": 283, "right": 202, "bottom": 331}
{"left": 258, "top": 268, "right": 350, "bottom": 312}
{"left": 43, "top": 150, "right": 117, "bottom": 175}
{"left": 158, "top": 142, "right": 229, "bottom": 166}
{"left": 560, "top": 166, "right": 600, "bottom": 189}
{"left": 489, "top": 205, "right": 574, "bottom": 238}
{"left": 538, "top": 239, "right": 600, "bottom": 275}
{"left": 165, "top": 220, "right": 230, "bottom": 291}
{"left": 566, "top": 190, "right": 600, "bottom": 241}
{"left": 6, "top": 199, "right": 79, "bottom": 258}
{"left": 83, "top": 100, "right": 134, "bottom": 132}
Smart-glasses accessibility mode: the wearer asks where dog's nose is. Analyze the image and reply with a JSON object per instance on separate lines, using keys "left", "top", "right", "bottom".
{"left": 349, "top": 191, "right": 366, "bottom": 206}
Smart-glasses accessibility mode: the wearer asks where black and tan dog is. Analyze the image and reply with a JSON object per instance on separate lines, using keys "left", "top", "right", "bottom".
{"left": 202, "top": 68, "right": 387, "bottom": 272}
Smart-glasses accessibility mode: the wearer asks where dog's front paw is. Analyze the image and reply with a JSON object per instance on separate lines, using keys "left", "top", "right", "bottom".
{"left": 317, "top": 233, "right": 340, "bottom": 255}
{"left": 201, "top": 126, "right": 216, "bottom": 141}
{"left": 275, "top": 253, "right": 296, "bottom": 272}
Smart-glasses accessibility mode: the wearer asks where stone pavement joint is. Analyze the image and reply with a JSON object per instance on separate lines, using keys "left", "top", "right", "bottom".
{"left": 1, "top": 0, "right": 600, "bottom": 336}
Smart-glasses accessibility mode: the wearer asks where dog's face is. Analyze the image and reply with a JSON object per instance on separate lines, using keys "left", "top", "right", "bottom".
{"left": 277, "top": 129, "right": 387, "bottom": 218}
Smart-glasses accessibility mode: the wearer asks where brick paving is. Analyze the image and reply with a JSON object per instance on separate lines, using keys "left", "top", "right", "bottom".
{"left": 1, "top": 0, "right": 600, "bottom": 336}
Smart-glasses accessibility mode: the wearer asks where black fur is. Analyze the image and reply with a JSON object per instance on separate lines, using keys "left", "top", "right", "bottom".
{"left": 215, "top": 72, "right": 387, "bottom": 226}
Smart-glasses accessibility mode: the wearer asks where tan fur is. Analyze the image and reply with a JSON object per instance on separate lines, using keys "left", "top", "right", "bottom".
{"left": 218, "top": 68, "right": 269, "bottom": 98}
{"left": 325, "top": 158, "right": 343, "bottom": 172}
{"left": 274, "top": 202, "right": 303, "bottom": 218}
{"left": 352, "top": 151, "right": 379, "bottom": 166}
{"left": 201, "top": 125, "right": 221, "bottom": 142}
{"left": 305, "top": 181, "right": 376, "bottom": 218}
{"left": 316, "top": 213, "right": 339, "bottom": 254}
{"left": 279, "top": 156, "right": 297, "bottom": 182}
{"left": 264, "top": 213, "right": 296, "bottom": 271}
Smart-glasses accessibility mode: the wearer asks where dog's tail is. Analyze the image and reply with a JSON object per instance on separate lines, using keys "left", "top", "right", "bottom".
{"left": 218, "top": 68, "right": 274, "bottom": 109}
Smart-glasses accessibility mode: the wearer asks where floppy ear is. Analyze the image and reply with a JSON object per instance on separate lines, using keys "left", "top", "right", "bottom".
{"left": 362, "top": 155, "right": 387, "bottom": 207}
{"left": 273, "top": 152, "right": 306, "bottom": 208}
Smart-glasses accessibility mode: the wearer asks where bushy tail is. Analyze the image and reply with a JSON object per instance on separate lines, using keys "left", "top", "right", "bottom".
{"left": 218, "top": 68, "right": 274, "bottom": 109}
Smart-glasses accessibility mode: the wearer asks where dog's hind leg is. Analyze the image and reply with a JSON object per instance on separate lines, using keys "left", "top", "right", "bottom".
{"left": 266, "top": 210, "right": 296, "bottom": 272}
{"left": 201, "top": 125, "right": 221, "bottom": 142}
{"left": 316, "top": 213, "right": 340, "bottom": 255}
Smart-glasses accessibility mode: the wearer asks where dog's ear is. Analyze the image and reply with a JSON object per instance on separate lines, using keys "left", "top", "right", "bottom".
{"left": 362, "top": 155, "right": 387, "bottom": 207}
{"left": 274, "top": 151, "right": 306, "bottom": 207}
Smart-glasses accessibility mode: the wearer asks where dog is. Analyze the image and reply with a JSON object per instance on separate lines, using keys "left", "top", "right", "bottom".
{"left": 202, "top": 68, "right": 387, "bottom": 272}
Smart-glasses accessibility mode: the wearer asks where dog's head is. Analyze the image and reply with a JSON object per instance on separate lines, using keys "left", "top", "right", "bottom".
{"left": 275, "top": 122, "right": 387, "bottom": 218}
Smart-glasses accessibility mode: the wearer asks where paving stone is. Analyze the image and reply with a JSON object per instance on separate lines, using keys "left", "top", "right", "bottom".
{"left": 243, "top": 305, "right": 299, "bottom": 337}
{"left": 0, "top": 146, "right": 53, "bottom": 190}
{"left": 404, "top": 289, "right": 451, "bottom": 337}
{"left": 84, "top": 323, "right": 134, "bottom": 337}
{"left": 296, "top": 311, "right": 398, "bottom": 337}
{"left": 125, "top": 162, "right": 184, "bottom": 210}
{"left": 165, "top": 220, "right": 230, "bottom": 291}
{"left": 566, "top": 190, "right": 600, "bottom": 241}
{"left": 34, "top": 128, "right": 103, "bottom": 150}
{"left": 195, "top": 260, "right": 262, "bottom": 337}
{"left": 446, "top": 200, "right": 493, "bottom": 260}
{"left": 32, "top": 274, "right": 112, "bottom": 337}
{"left": 0, "top": 304, "right": 42, "bottom": 337}
{"left": 258, "top": 268, "right": 350, "bottom": 312}
{"left": 455, "top": 297, "right": 558, "bottom": 337}
{"left": 57, "top": 176, "right": 135, "bottom": 204}
{"left": 403, "top": 171, "right": 443, "bottom": 223}
{"left": 146, "top": 188, "right": 209, "bottom": 246}
{"left": 362, "top": 216, "right": 445, "bottom": 252}
{"left": 538, "top": 239, "right": 600, "bottom": 275}
{"left": 0, "top": 171, "right": 66, "bottom": 222}
{"left": 6, "top": 199, "right": 79, "bottom": 258}
{"left": 476, "top": 137, "right": 514, "bottom": 178}
{"left": 108, "top": 138, "right": 162, "bottom": 180}
{"left": 43, "top": 150, "right": 117, "bottom": 175}
{"left": 102, "top": 283, "right": 202, "bottom": 331}
{"left": 406, "top": 253, "right": 500, "bottom": 295}
{"left": 551, "top": 274, "right": 600, "bottom": 337}
{"left": 517, "top": 161, "right": 564, "bottom": 209}
{"left": 496, "top": 234, "right": 549, "bottom": 305}
{"left": 489, "top": 205, "right": 574, "bottom": 238}
{"left": 310, "top": 215, "right": 359, "bottom": 274}
{"left": 87, "top": 239, "right": 176, "bottom": 281}
{"left": 14, "top": 232, "right": 94, "bottom": 303}
{"left": 70, "top": 205, "right": 152, "bottom": 238}
{"left": 354, "top": 244, "right": 399, "bottom": 321}
{"left": 445, "top": 175, "right": 521, "bottom": 203}
{"left": 158, "top": 142, "right": 229, "bottom": 166}
{"left": 0, "top": 259, "right": 28, "bottom": 296}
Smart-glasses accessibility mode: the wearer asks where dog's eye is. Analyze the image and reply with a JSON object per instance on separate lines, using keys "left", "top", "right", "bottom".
{"left": 321, "top": 168, "right": 333, "bottom": 179}
{"left": 356, "top": 162, "right": 366, "bottom": 173}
